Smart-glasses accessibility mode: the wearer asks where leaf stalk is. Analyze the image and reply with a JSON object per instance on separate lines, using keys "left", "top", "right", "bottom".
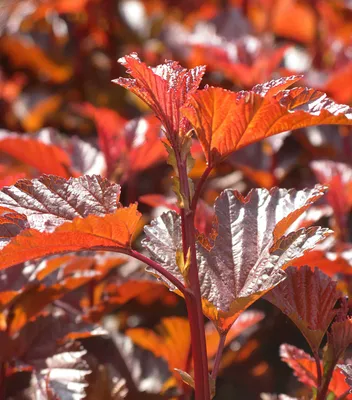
{"left": 211, "top": 332, "right": 226, "bottom": 380}
{"left": 177, "top": 153, "right": 211, "bottom": 400}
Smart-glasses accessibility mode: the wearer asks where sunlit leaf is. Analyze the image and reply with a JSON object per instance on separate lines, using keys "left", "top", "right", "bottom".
{"left": 0, "top": 175, "right": 120, "bottom": 232}
{"left": 0, "top": 130, "right": 72, "bottom": 177}
{"left": 143, "top": 186, "right": 330, "bottom": 332}
{"left": 182, "top": 77, "right": 352, "bottom": 165}
{"left": 32, "top": 342, "right": 91, "bottom": 400}
{"left": 0, "top": 175, "right": 140, "bottom": 269}
{"left": 114, "top": 52, "right": 206, "bottom": 145}
{"left": 265, "top": 266, "right": 341, "bottom": 354}
{"left": 337, "top": 364, "right": 352, "bottom": 389}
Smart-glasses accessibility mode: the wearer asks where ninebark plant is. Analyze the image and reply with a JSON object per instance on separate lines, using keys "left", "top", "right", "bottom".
{"left": 1, "top": 53, "right": 352, "bottom": 399}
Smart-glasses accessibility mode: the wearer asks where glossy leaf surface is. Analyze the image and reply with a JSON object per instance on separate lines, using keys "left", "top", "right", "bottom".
{"left": 143, "top": 185, "right": 330, "bottom": 332}
{"left": 114, "top": 53, "right": 205, "bottom": 145}
{"left": 182, "top": 77, "right": 352, "bottom": 165}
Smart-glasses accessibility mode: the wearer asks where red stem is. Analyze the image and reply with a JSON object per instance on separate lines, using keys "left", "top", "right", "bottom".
{"left": 317, "top": 362, "right": 335, "bottom": 400}
{"left": 129, "top": 250, "right": 186, "bottom": 295}
{"left": 313, "top": 351, "right": 322, "bottom": 388}
{"left": 191, "top": 165, "right": 213, "bottom": 212}
{"left": 177, "top": 153, "right": 210, "bottom": 400}
{"left": 211, "top": 333, "right": 226, "bottom": 380}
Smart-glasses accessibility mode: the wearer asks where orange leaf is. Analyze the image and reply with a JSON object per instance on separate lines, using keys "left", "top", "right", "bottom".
{"left": 0, "top": 205, "right": 141, "bottom": 270}
{"left": 0, "top": 131, "right": 71, "bottom": 177}
{"left": 127, "top": 317, "right": 190, "bottom": 381}
{"left": 182, "top": 76, "right": 352, "bottom": 165}
{"left": 205, "top": 310, "right": 264, "bottom": 359}
{"left": 0, "top": 36, "right": 72, "bottom": 83}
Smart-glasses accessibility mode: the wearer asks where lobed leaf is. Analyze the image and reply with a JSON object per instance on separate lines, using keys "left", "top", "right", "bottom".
{"left": 182, "top": 77, "right": 352, "bottom": 165}
{"left": 265, "top": 266, "right": 341, "bottom": 353}
{"left": 143, "top": 185, "right": 330, "bottom": 333}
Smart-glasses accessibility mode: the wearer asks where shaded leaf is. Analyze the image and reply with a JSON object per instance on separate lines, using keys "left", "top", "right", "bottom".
{"left": 311, "top": 160, "right": 352, "bottom": 238}
{"left": 0, "top": 35, "right": 72, "bottom": 83}
{"left": 326, "top": 315, "right": 352, "bottom": 364}
{"left": 280, "top": 344, "right": 317, "bottom": 388}
{"left": 265, "top": 266, "right": 341, "bottom": 353}
{"left": 182, "top": 77, "right": 352, "bottom": 165}
{"left": 281, "top": 344, "right": 352, "bottom": 398}
{"left": 126, "top": 317, "right": 190, "bottom": 381}
{"left": 75, "top": 103, "right": 127, "bottom": 177}
{"left": 32, "top": 342, "right": 91, "bottom": 400}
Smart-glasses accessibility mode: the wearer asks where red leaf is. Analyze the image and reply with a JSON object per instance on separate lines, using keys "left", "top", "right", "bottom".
{"left": 0, "top": 175, "right": 120, "bottom": 232}
{"left": 114, "top": 53, "right": 205, "bottom": 146}
{"left": 327, "top": 315, "right": 352, "bottom": 363}
{"left": 205, "top": 310, "right": 264, "bottom": 359}
{"left": 0, "top": 205, "right": 140, "bottom": 270}
{"left": 281, "top": 344, "right": 351, "bottom": 398}
{"left": 143, "top": 186, "right": 330, "bottom": 333}
{"left": 280, "top": 344, "right": 317, "bottom": 388}
{"left": 127, "top": 317, "right": 190, "bottom": 381}
{"left": 265, "top": 266, "right": 341, "bottom": 353}
{"left": 311, "top": 160, "right": 352, "bottom": 238}
{"left": 75, "top": 103, "right": 127, "bottom": 176}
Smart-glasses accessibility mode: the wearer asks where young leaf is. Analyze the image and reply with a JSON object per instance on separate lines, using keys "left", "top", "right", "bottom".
{"left": 143, "top": 185, "right": 330, "bottom": 332}
{"left": 182, "top": 77, "right": 352, "bottom": 165}
{"left": 113, "top": 53, "right": 206, "bottom": 146}
{"left": 265, "top": 266, "right": 341, "bottom": 354}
